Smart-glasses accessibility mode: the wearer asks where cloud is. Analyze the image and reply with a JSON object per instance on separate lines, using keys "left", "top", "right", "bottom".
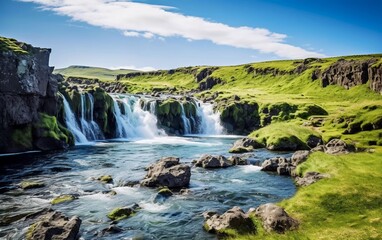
{"left": 20, "top": 0, "right": 325, "bottom": 59}
{"left": 110, "top": 65, "right": 157, "bottom": 72}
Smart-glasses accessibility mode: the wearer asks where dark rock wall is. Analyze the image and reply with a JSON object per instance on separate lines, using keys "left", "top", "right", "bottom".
{"left": 0, "top": 39, "right": 73, "bottom": 153}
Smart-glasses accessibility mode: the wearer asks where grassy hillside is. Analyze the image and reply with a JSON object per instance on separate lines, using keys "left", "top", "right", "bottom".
{"left": 54, "top": 65, "right": 136, "bottom": 81}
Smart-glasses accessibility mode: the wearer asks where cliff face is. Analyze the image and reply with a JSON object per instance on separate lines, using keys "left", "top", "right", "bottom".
{"left": 319, "top": 59, "right": 382, "bottom": 93}
{"left": 0, "top": 37, "right": 73, "bottom": 153}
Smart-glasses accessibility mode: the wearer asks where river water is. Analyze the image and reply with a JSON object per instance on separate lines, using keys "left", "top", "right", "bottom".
{"left": 0, "top": 135, "right": 295, "bottom": 239}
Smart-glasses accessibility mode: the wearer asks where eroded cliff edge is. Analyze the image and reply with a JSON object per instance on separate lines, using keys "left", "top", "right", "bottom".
{"left": 0, "top": 37, "right": 73, "bottom": 153}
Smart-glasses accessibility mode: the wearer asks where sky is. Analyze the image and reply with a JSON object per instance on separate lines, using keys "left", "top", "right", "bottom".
{"left": 1, "top": 0, "right": 381, "bottom": 70}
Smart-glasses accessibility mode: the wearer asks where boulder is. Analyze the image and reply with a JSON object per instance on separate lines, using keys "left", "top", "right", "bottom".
{"left": 227, "top": 156, "right": 249, "bottom": 165}
{"left": 203, "top": 206, "right": 256, "bottom": 235}
{"left": 291, "top": 150, "right": 310, "bottom": 166}
{"left": 19, "top": 181, "right": 45, "bottom": 190}
{"left": 51, "top": 194, "right": 78, "bottom": 205}
{"left": 325, "top": 139, "right": 355, "bottom": 154}
{"left": 253, "top": 203, "right": 298, "bottom": 233}
{"left": 25, "top": 209, "right": 81, "bottom": 240}
{"left": 295, "top": 172, "right": 328, "bottom": 186}
{"left": 107, "top": 206, "right": 137, "bottom": 221}
{"left": 261, "top": 157, "right": 294, "bottom": 176}
{"left": 229, "top": 137, "right": 263, "bottom": 153}
{"left": 141, "top": 157, "right": 191, "bottom": 188}
{"left": 194, "top": 155, "right": 232, "bottom": 168}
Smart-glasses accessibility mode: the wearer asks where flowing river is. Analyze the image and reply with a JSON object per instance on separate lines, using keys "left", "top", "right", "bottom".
{"left": 0, "top": 135, "right": 295, "bottom": 239}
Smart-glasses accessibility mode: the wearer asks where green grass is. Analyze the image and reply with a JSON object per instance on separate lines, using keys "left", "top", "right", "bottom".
{"left": 0, "top": 36, "right": 29, "bottom": 54}
{"left": 230, "top": 149, "right": 382, "bottom": 240}
{"left": 54, "top": 65, "right": 137, "bottom": 81}
{"left": 249, "top": 122, "right": 321, "bottom": 150}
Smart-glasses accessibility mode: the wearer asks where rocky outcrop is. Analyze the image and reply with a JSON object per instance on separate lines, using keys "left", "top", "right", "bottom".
{"left": 25, "top": 209, "right": 81, "bottom": 240}
{"left": 141, "top": 157, "right": 191, "bottom": 188}
{"left": 194, "top": 155, "right": 232, "bottom": 168}
{"left": 203, "top": 206, "right": 256, "bottom": 236}
{"left": 261, "top": 157, "right": 295, "bottom": 176}
{"left": 251, "top": 203, "right": 298, "bottom": 233}
{"left": 217, "top": 100, "right": 260, "bottom": 134}
{"left": 66, "top": 76, "right": 127, "bottom": 93}
{"left": 324, "top": 139, "right": 355, "bottom": 154}
{"left": 0, "top": 37, "right": 74, "bottom": 153}
{"left": 295, "top": 172, "right": 328, "bottom": 187}
{"left": 318, "top": 58, "right": 382, "bottom": 93}
{"left": 291, "top": 150, "right": 310, "bottom": 166}
{"left": 229, "top": 137, "right": 264, "bottom": 153}
{"left": 199, "top": 76, "right": 223, "bottom": 90}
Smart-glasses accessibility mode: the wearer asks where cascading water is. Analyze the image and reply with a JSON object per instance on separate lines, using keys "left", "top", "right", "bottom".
{"left": 195, "top": 101, "right": 224, "bottom": 135}
{"left": 79, "top": 93, "right": 104, "bottom": 141}
{"left": 111, "top": 95, "right": 166, "bottom": 139}
{"left": 179, "top": 103, "right": 192, "bottom": 134}
{"left": 61, "top": 94, "right": 88, "bottom": 144}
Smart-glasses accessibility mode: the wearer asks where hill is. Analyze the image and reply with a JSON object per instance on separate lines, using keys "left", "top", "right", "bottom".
{"left": 54, "top": 65, "right": 137, "bottom": 81}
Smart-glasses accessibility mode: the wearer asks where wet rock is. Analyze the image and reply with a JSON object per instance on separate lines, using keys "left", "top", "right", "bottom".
{"left": 99, "top": 224, "right": 123, "bottom": 236}
{"left": 229, "top": 137, "right": 263, "bottom": 153}
{"left": 25, "top": 209, "right": 81, "bottom": 240}
{"left": 19, "top": 181, "right": 45, "bottom": 190}
{"left": 141, "top": 157, "right": 191, "bottom": 188}
{"left": 107, "top": 204, "right": 139, "bottom": 221}
{"left": 227, "top": 156, "right": 249, "bottom": 165}
{"left": 253, "top": 203, "right": 298, "bottom": 233}
{"left": 295, "top": 172, "right": 328, "bottom": 186}
{"left": 203, "top": 206, "right": 256, "bottom": 236}
{"left": 291, "top": 150, "right": 310, "bottom": 166}
{"left": 154, "top": 187, "right": 173, "bottom": 203}
{"left": 97, "top": 175, "right": 113, "bottom": 184}
{"left": 51, "top": 194, "right": 78, "bottom": 205}
{"left": 261, "top": 157, "right": 294, "bottom": 176}
{"left": 194, "top": 155, "right": 232, "bottom": 168}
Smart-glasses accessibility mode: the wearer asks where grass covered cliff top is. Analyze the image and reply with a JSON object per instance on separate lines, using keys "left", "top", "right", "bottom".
{"left": 0, "top": 36, "right": 29, "bottom": 55}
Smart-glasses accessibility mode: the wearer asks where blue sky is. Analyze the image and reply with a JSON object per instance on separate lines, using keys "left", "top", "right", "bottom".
{"left": 1, "top": 0, "right": 381, "bottom": 70}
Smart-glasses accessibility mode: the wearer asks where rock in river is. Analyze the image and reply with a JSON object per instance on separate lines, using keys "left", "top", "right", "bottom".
{"left": 141, "top": 157, "right": 191, "bottom": 188}
{"left": 194, "top": 155, "right": 232, "bottom": 168}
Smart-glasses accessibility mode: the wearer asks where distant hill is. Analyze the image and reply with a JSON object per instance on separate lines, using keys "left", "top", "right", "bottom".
{"left": 54, "top": 65, "right": 137, "bottom": 81}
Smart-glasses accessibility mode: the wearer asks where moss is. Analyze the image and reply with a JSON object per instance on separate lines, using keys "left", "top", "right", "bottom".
{"left": 249, "top": 122, "right": 321, "bottom": 150}
{"left": 0, "top": 36, "right": 29, "bottom": 54}
{"left": 97, "top": 175, "right": 113, "bottom": 183}
{"left": 51, "top": 195, "right": 77, "bottom": 205}
{"left": 107, "top": 207, "right": 135, "bottom": 221}
{"left": 19, "top": 181, "right": 45, "bottom": 190}
{"left": 228, "top": 146, "right": 254, "bottom": 153}
{"left": 26, "top": 222, "right": 38, "bottom": 240}
{"left": 158, "top": 187, "right": 173, "bottom": 197}
{"left": 11, "top": 125, "right": 33, "bottom": 149}
{"left": 35, "top": 113, "right": 71, "bottom": 144}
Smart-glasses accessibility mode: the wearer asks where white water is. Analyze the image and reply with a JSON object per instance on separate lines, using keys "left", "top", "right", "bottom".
{"left": 179, "top": 103, "right": 192, "bottom": 134}
{"left": 61, "top": 95, "right": 88, "bottom": 144}
{"left": 196, "top": 101, "right": 224, "bottom": 135}
{"left": 112, "top": 95, "right": 166, "bottom": 139}
{"left": 79, "top": 94, "right": 104, "bottom": 141}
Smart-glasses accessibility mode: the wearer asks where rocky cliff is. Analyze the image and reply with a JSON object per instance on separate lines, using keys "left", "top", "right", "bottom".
{"left": 0, "top": 37, "right": 73, "bottom": 153}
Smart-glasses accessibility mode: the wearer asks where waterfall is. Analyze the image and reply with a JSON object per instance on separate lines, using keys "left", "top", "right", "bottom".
{"left": 79, "top": 93, "right": 104, "bottom": 141}
{"left": 111, "top": 95, "right": 166, "bottom": 139}
{"left": 180, "top": 103, "right": 191, "bottom": 134}
{"left": 61, "top": 95, "right": 88, "bottom": 144}
{"left": 195, "top": 101, "right": 224, "bottom": 135}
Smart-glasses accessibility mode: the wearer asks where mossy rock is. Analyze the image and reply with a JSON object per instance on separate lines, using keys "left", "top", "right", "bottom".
{"left": 229, "top": 146, "right": 254, "bottom": 153}
{"left": 19, "top": 181, "right": 45, "bottom": 190}
{"left": 97, "top": 175, "right": 113, "bottom": 183}
{"left": 11, "top": 125, "right": 33, "bottom": 149}
{"left": 51, "top": 194, "right": 78, "bottom": 205}
{"left": 107, "top": 207, "right": 135, "bottom": 221}
{"left": 158, "top": 187, "right": 173, "bottom": 197}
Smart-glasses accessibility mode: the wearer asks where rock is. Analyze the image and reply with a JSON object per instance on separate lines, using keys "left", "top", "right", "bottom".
{"left": 194, "top": 155, "right": 232, "bottom": 168}
{"left": 25, "top": 209, "right": 81, "bottom": 240}
{"left": 19, "top": 181, "right": 45, "bottom": 190}
{"left": 154, "top": 187, "right": 173, "bottom": 203}
{"left": 97, "top": 175, "right": 113, "bottom": 184}
{"left": 306, "top": 135, "right": 323, "bottom": 148}
{"left": 261, "top": 157, "right": 294, "bottom": 176}
{"left": 51, "top": 194, "right": 78, "bottom": 205}
{"left": 203, "top": 206, "right": 256, "bottom": 235}
{"left": 291, "top": 150, "right": 310, "bottom": 166}
{"left": 0, "top": 37, "right": 74, "bottom": 154}
{"left": 107, "top": 204, "right": 139, "bottom": 221}
{"left": 227, "top": 156, "right": 249, "bottom": 165}
{"left": 310, "top": 145, "right": 326, "bottom": 152}
{"left": 295, "top": 172, "right": 328, "bottom": 186}
{"left": 229, "top": 137, "right": 263, "bottom": 153}
{"left": 325, "top": 139, "right": 355, "bottom": 154}
{"left": 141, "top": 157, "right": 191, "bottom": 188}
{"left": 254, "top": 203, "right": 298, "bottom": 233}
{"left": 99, "top": 224, "right": 123, "bottom": 236}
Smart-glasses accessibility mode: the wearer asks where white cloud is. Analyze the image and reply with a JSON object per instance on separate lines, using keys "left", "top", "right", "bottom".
{"left": 110, "top": 65, "right": 157, "bottom": 72}
{"left": 20, "top": 0, "right": 325, "bottom": 59}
